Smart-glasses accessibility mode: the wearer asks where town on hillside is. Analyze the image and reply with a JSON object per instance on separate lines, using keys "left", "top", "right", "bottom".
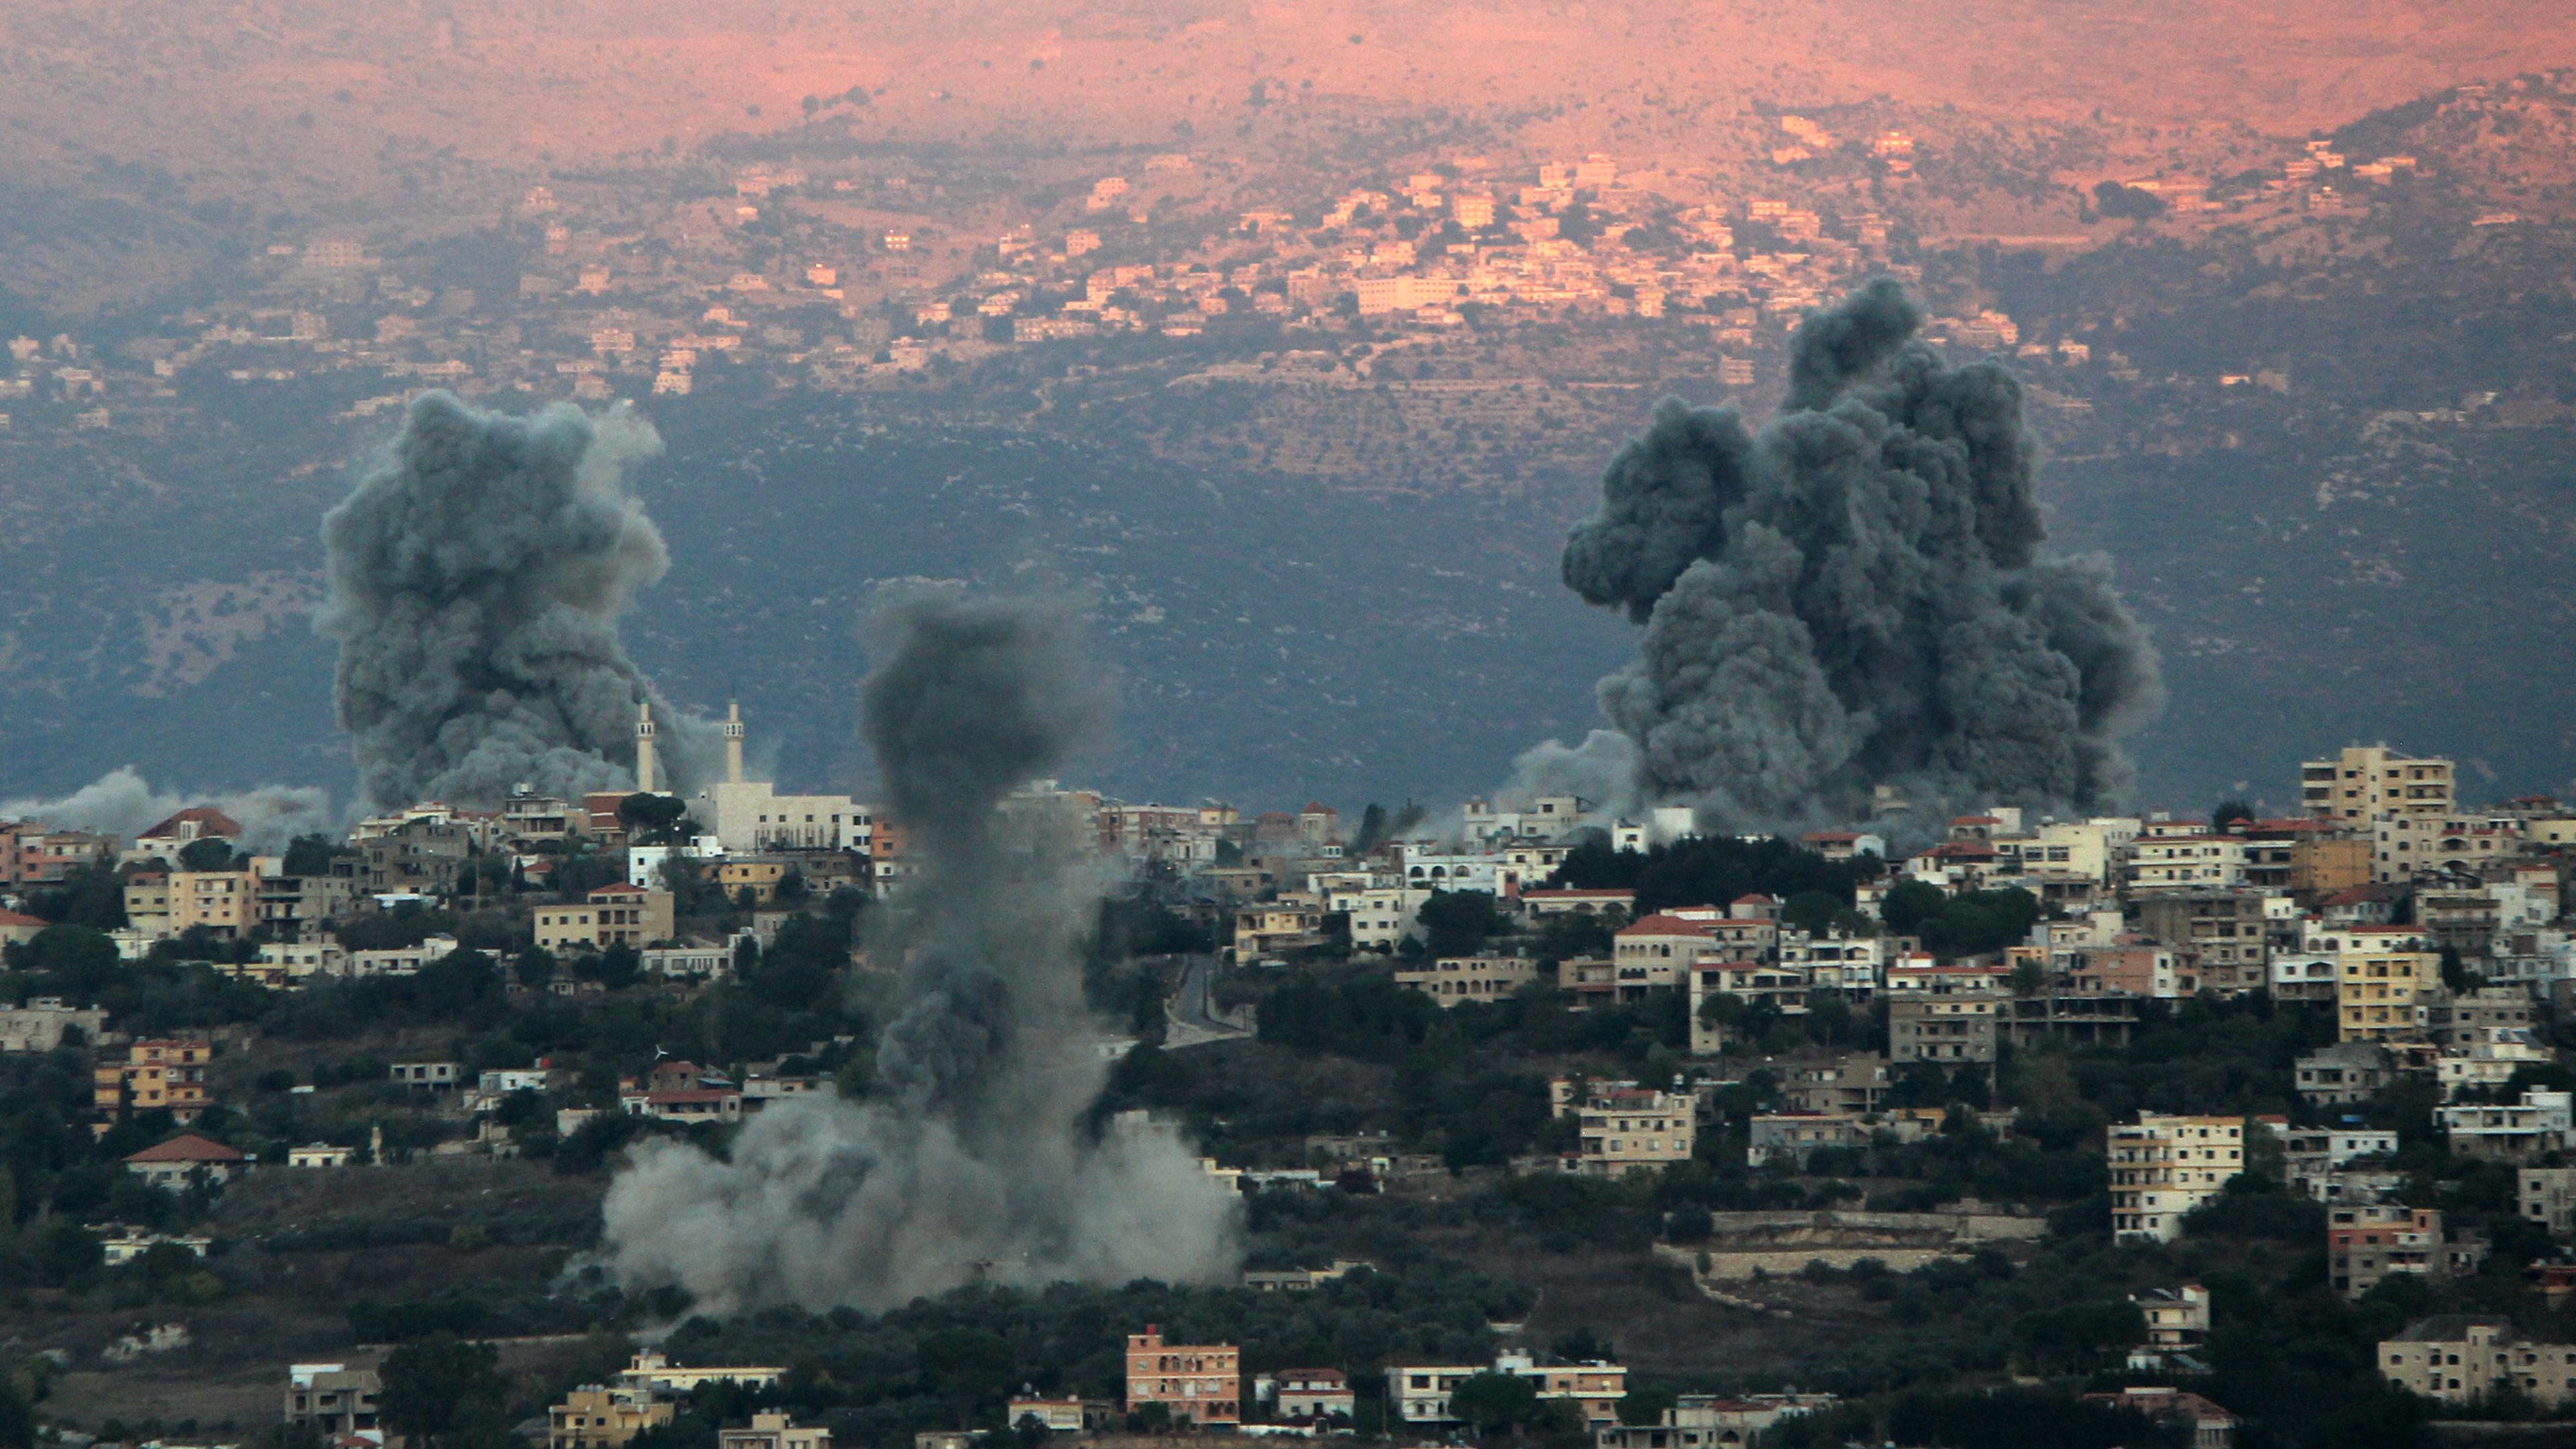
{"left": 9, "top": 738, "right": 2576, "bottom": 1448}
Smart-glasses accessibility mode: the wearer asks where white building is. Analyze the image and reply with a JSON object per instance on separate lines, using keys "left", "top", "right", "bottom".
{"left": 2108, "top": 1114, "right": 2244, "bottom": 1243}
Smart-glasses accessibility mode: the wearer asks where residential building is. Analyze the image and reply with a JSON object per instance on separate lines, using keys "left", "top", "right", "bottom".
{"left": 2304, "top": 746, "right": 2455, "bottom": 824}
{"left": 1273, "top": 1368, "right": 1356, "bottom": 1421}
{"left": 2436, "top": 1029, "right": 2556, "bottom": 1099}
{"left": 535, "top": 884, "right": 676, "bottom": 953}
{"left": 95, "top": 1038, "right": 213, "bottom": 1120}
{"left": 0, "top": 998, "right": 106, "bottom": 1052}
{"left": 2335, "top": 942, "right": 2435, "bottom": 1042}
{"left": 1126, "top": 1324, "right": 1240, "bottom": 1426}
{"left": 1782, "top": 1053, "right": 1889, "bottom": 1115}
{"left": 2438, "top": 1089, "right": 2574, "bottom": 1162}
{"left": 1552, "top": 1077, "right": 1695, "bottom": 1176}
{"left": 1748, "top": 1112, "right": 1865, "bottom": 1167}
{"left": 1688, "top": 960, "right": 1813, "bottom": 1051}
{"left": 2379, "top": 1316, "right": 2576, "bottom": 1407}
{"left": 643, "top": 941, "right": 738, "bottom": 980}
{"left": 1390, "top": 1352, "right": 1626, "bottom": 1427}
{"left": 720, "top": 1413, "right": 831, "bottom": 1449}
{"left": 2131, "top": 890, "right": 2292, "bottom": 994}
{"left": 2131, "top": 1285, "right": 2211, "bottom": 1350}
{"left": 551, "top": 1385, "right": 675, "bottom": 1449}
{"left": 390, "top": 1061, "right": 461, "bottom": 1089}
{"left": 124, "top": 1132, "right": 249, "bottom": 1187}
{"left": 1592, "top": 1395, "right": 1837, "bottom": 1449}
{"left": 2426, "top": 987, "right": 2537, "bottom": 1046}
{"left": 123, "top": 868, "right": 262, "bottom": 941}
{"left": 617, "top": 1351, "right": 784, "bottom": 1393}
{"left": 2108, "top": 1114, "right": 2243, "bottom": 1243}
{"left": 2329, "top": 1203, "right": 2450, "bottom": 1298}
{"left": 1234, "top": 898, "right": 1327, "bottom": 959}
{"left": 1006, "top": 1397, "right": 1114, "bottom": 1432}
{"left": 2125, "top": 835, "right": 2247, "bottom": 892}
{"left": 286, "top": 1363, "right": 381, "bottom": 1436}
{"left": 2281, "top": 1129, "right": 2399, "bottom": 1196}
{"left": 1520, "top": 888, "right": 1636, "bottom": 916}
{"left": 1888, "top": 991, "right": 2000, "bottom": 1071}
{"left": 1395, "top": 955, "right": 1542, "bottom": 1005}
{"left": 2078, "top": 1388, "right": 2237, "bottom": 1449}
{"left": 2524, "top": 1167, "right": 2576, "bottom": 1235}
{"left": 288, "top": 1143, "right": 355, "bottom": 1168}
{"left": 2296, "top": 1042, "right": 2394, "bottom": 1104}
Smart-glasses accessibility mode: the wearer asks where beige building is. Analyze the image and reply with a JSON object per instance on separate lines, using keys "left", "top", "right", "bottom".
{"left": 2524, "top": 1167, "right": 2576, "bottom": 1234}
{"left": 2381, "top": 1316, "right": 2576, "bottom": 1407}
{"left": 2334, "top": 945, "right": 2436, "bottom": 1042}
{"left": 2305, "top": 746, "right": 2455, "bottom": 824}
{"left": 125, "top": 868, "right": 261, "bottom": 941}
{"left": 534, "top": 884, "right": 675, "bottom": 953}
{"left": 1126, "top": 1325, "right": 1240, "bottom": 1425}
{"left": 720, "top": 1413, "right": 831, "bottom": 1449}
{"left": 286, "top": 1363, "right": 381, "bottom": 1437}
{"left": 1888, "top": 991, "right": 2001, "bottom": 1070}
{"left": 1552, "top": 1077, "right": 1695, "bottom": 1175}
{"left": 1395, "top": 955, "right": 1541, "bottom": 1006}
{"left": 551, "top": 1385, "right": 674, "bottom": 1449}
{"left": 2108, "top": 1114, "right": 2243, "bottom": 1243}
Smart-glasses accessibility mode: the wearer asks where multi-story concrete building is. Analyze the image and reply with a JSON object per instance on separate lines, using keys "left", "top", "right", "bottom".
{"left": 2438, "top": 1089, "right": 2574, "bottom": 1162}
{"left": 549, "top": 1385, "right": 674, "bottom": 1449}
{"left": 718, "top": 1412, "right": 831, "bottom": 1449}
{"left": 1126, "top": 1325, "right": 1240, "bottom": 1426}
{"left": 1395, "top": 955, "right": 1541, "bottom": 1006}
{"left": 2379, "top": 1316, "right": 2576, "bottom": 1406}
{"left": 95, "top": 1038, "right": 213, "bottom": 1120}
{"left": 534, "top": 884, "right": 674, "bottom": 953}
{"left": 2108, "top": 1114, "right": 2243, "bottom": 1243}
{"left": 2304, "top": 746, "right": 2455, "bottom": 824}
{"left": 286, "top": 1364, "right": 381, "bottom": 1437}
{"left": 0, "top": 998, "right": 106, "bottom": 1052}
{"left": 2522, "top": 1167, "right": 2576, "bottom": 1235}
{"left": 1888, "top": 991, "right": 2001, "bottom": 1071}
{"left": 1552, "top": 1077, "right": 1695, "bottom": 1176}
{"left": 2329, "top": 1203, "right": 2451, "bottom": 1299}
{"left": 1391, "top": 1352, "right": 1626, "bottom": 1428}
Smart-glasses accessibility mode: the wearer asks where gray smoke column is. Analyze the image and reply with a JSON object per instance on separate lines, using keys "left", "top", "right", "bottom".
{"left": 2, "top": 767, "right": 333, "bottom": 855}
{"left": 1544, "top": 279, "right": 2161, "bottom": 831}
{"left": 318, "top": 390, "right": 716, "bottom": 808}
{"left": 594, "top": 592, "right": 1242, "bottom": 1316}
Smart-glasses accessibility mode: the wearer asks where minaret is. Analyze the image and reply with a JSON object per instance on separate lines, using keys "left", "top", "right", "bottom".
{"left": 635, "top": 700, "right": 659, "bottom": 794}
{"left": 723, "top": 700, "right": 745, "bottom": 785}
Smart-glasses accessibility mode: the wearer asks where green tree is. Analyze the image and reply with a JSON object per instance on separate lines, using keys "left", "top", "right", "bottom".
{"left": 379, "top": 1334, "right": 508, "bottom": 1447}
{"left": 1881, "top": 879, "right": 1948, "bottom": 936}
{"left": 25, "top": 924, "right": 121, "bottom": 997}
{"left": 619, "top": 792, "right": 690, "bottom": 845}
{"left": 283, "top": 833, "right": 343, "bottom": 877}
{"left": 1418, "top": 890, "right": 1503, "bottom": 958}
{"left": 177, "top": 837, "right": 239, "bottom": 871}
{"left": 1446, "top": 1373, "right": 1540, "bottom": 1436}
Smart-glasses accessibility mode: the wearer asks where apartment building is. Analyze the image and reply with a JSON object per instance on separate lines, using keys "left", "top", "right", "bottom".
{"left": 1125, "top": 1325, "right": 1240, "bottom": 1426}
{"left": 1888, "top": 990, "right": 2000, "bottom": 1071}
{"left": 1391, "top": 1352, "right": 1627, "bottom": 1427}
{"left": 1551, "top": 1077, "right": 1696, "bottom": 1176}
{"left": 550, "top": 1385, "right": 674, "bottom": 1449}
{"left": 2304, "top": 746, "right": 2455, "bottom": 824}
{"left": 286, "top": 1364, "right": 381, "bottom": 1436}
{"left": 1395, "top": 955, "right": 1541, "bottom": 1006}
{"left": 95, "top": 1038, "right": 213, "bottom": 1120}
{"left": 2438, "top": 1089, "right": 2574, "bottom": 1163}
{"left": 2108, "top": 1114, "right": 2244, "bottom": 1243}
{"left": 533, "top": 884, "right": 675, "bottom": 953}
{"left": 2380, "top": 1316, "right": 2576, "bottom": 1407}
{"left": 2524, "top": 1167, "right": 2576, "bottom": 1235}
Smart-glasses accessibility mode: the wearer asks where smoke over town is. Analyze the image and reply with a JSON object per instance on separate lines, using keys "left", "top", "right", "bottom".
{"left": 594, "top": 591, "right": 1241, "bottom": 1316}
{"left": 318, "top": 390, "right": 716, "bottom": 810}
{"left": 1, "top": 767, "right": 332, "bottom": 855}
{"left": 1541, "top": 279, "right": 2161, "bottom": 833}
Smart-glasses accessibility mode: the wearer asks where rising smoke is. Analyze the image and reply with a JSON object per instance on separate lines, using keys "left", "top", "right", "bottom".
{"left": 594, "top": 592, "right": 1240, "bottom": 1316}
{"left": 1, "top": 767, "right": 332, "bottom": 855}
{"left": 1538, "top": 279, "right": 2161, "bottom": 833}
{"left": 318, "top": 390, "right": 716, "bottom": 809}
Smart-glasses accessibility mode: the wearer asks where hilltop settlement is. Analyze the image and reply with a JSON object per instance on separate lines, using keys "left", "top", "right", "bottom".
{"left": 10, "top": 735, "right": 2576, "bottom": 1449}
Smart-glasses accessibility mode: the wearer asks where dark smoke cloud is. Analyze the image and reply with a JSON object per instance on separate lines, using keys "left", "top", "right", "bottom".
{"left": 1545, "top": 279, "right": 2161, "bottom": 831}
{"left": 596, "top": 592, "right": 1240, "bottom": 1316}
{"left": 318, "top": 391, "right": 716, "bottom": 808}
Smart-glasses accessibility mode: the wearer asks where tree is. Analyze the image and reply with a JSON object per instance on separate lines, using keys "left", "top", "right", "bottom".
{"left": 379, "top": 1334, "right": 508, "bottom": 1447}
{"left": 1418, "top": 890, "right": 1503, "bottom": 958}
{"left": 1446, "top": 1373, "right": 1540, "bottom": 1436}
{"left": 283, "top": 833, "right": 343, "bottom": 877}
{"left": 1882, "top": 879, "right": 1949, "bottom": 936}
{"left": 177, "top": 837, "right": 239, "bottom": 872}
{"left": 25, "top": 924, "right": 121, "bottom": 997}
{"left": 619, "top": 792, "right": 689, "bottom": 845}
{"left": 2092, "top": 179, "right": 2169, "bottom": 221}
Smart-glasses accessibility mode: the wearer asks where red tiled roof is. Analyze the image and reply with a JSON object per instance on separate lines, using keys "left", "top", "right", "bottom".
{"left": 125, "top": 1133, "right": 246, "bottom": 1165}
{"left": 140, "top": 806, "right": 243, "bottom": 841}
{"left": 1732, "top": 892, "right": 1775, "bottom": 905}
{"left": 1619, "top": 914, "right": 1715, "bottom": 937}
{"left": 0, "top": 909, "right": 45, "bottom": 928}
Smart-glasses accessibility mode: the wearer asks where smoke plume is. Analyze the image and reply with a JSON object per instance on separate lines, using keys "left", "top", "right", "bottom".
{"left": 595, "top": 592, "right": 1241, "bottom": 1316}
{"left": 1540, "top": 279, "right": 2161, "bottom": 832}
{"left": 318, "top": 390, "right": 716, "bottom": 809}
{"left": 3, "top": 767, "right": 333, "bottom": 856}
